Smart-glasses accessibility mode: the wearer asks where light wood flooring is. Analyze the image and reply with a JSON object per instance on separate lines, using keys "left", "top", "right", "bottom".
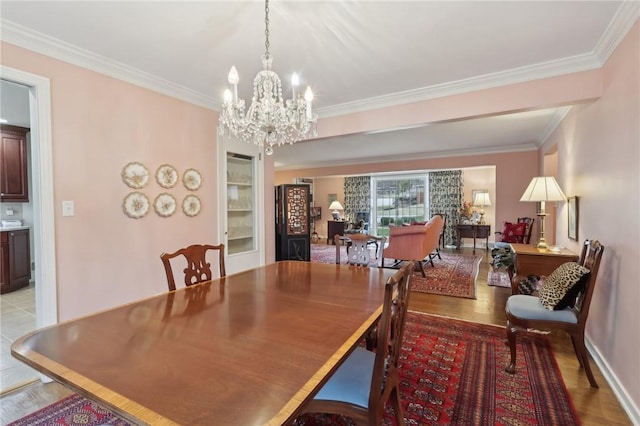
{"left": 0, "top": 248, "right": 632, "bottom": 425}
{"left": 0, "top": 283, "right": 40, "bottom": 395}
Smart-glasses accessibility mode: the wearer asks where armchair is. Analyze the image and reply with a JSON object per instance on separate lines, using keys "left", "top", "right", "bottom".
{"left": 382, "top": 215, "right": 444, "bottom": 277}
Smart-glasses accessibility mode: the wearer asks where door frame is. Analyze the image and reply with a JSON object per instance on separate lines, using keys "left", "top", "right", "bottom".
{"left": 217, "top": 131, "right": 265, "bottom": 274}
{"left": 1, "top": 66, "right": 58, "bottom": 331}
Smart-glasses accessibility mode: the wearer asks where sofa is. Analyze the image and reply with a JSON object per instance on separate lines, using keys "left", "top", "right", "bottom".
{"left": 382, "top": 215, "right": 445, "bottom": 277}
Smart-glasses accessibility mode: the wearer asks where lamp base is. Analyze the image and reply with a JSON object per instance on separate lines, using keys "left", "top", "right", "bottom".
{"left": 332, "top": 211, "right": 340, "bottom": 220}
{"left": 536, "top": 238, "right": 548, "bottom": 249}
{"left": 479, "top": 212, "right": 486, "bottom": 225}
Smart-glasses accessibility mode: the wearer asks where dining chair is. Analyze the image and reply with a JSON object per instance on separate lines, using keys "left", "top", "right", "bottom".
{"left": 505, "top": 239, "right": 604, "bottom": 387}
{"left": 160, "top": 243, "right": 226, "bottom": 291}
{"left": 295, "top": 260, "right": 414, "bottom": 425}
{"left": 334, "top": 233, "right": 386, "bottom": 266}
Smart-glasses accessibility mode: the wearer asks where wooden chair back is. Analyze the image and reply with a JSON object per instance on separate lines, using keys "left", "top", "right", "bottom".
{"left": 296, "top": 260, "right": 414, "bottom": 425}
{"left": 432, "top": 212, "right": 447, "bottom": 248}
{"left": 517, "top": 217, "right": 535, "bottom": 244}
{"left": 368, "top": 261, "right": 413, "bottom": 423}
{"left": 160, "top": 243, "right": 226, "bottom": 291}
{"left": 574, "top": 239, "right": 604, "bottom": 326}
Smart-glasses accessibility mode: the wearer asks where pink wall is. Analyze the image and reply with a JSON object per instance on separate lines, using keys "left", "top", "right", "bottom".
{"left": 2, "top": 42, "right": 222, "bottom": 319}
{"left": 542, "top": 21, "right": 640, "bottom": 408}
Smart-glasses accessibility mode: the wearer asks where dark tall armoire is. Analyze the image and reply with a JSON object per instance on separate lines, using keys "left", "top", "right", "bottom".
{"left": 275, "top": 184, "right": 311, "bottom": 261}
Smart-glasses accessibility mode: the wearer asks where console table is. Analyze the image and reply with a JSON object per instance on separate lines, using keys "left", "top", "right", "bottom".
{"left": 327, "top": 220, "right": 346, "bottom": 245}
{"left": 509, "top": 243, "right": 579, "bottom": 294}
{"left": 456, "top": 224, "right": 490, "bottom": 254}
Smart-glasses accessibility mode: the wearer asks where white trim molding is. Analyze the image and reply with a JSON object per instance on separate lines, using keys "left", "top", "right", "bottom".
{"left": 0, "top": 66, "right": 58, "bottom": 330}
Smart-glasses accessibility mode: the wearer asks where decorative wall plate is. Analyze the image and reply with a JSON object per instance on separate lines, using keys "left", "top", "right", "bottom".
{"left": 183, "top": 168, "right": 202, "bottom": 191}
{"left": 154, "top": 193, "right": 177, "bottom": 217}
{"left": 156, "top": 164, "right": 178, "bottom": 188}
{"left": 123, "top": 192, "right": 150, "bottom": 219}
{"left": 183, "top": 195, "right": 201, "bottom": 217}
{"left": 122, "top": 162, "right": 149, "bottom": 189}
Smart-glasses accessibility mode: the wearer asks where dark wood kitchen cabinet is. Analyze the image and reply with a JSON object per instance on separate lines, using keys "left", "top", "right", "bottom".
{"left": 0, "top": 229, "right": 31, "bottom": 294}
{"left": 1, "top": 125, "right": 29, "bottom": 202}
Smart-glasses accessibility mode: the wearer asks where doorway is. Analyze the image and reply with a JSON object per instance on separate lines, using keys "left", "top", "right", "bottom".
{"left": 0, "top": 67, "right": 57, "bottom": 391}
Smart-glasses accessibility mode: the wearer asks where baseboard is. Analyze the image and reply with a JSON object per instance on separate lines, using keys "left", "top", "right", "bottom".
{"left": 586, "top": 337, "right": 640, "bottom": 424}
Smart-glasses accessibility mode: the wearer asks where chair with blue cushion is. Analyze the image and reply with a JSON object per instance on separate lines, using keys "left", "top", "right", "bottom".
{"left": 505, "top": 239, "right": 604, "bottom": 387}
{"left": 295, "top": 260, "right": 415, "bottom": 425}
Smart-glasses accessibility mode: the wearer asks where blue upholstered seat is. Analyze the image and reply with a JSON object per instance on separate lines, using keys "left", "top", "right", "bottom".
{"left": 506, "top": 295, "right": 578, "bottom": 324}
{"left": 313, "top": 347, "right": 374, "bottom": 408}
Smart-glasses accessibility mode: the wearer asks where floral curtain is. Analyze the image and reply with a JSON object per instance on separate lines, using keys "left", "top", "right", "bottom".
{"left": 429, "top": 170, "right": 463, "bottom": 246}
{"left": 343, "top": 176, "right": 371, "bottom": 223}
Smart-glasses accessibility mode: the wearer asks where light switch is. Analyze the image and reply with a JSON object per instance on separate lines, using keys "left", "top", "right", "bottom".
{"left": 62, "top": 200, "right": 75, "bottom": 217}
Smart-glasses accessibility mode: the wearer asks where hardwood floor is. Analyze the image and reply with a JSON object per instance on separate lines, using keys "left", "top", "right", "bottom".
{"left": 0, "top": 248, "right": 632, "bottom": 425}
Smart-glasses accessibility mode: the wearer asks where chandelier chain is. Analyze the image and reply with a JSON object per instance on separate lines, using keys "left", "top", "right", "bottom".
{"left": 264, "top": 0, "right": 270, "bottom": 57}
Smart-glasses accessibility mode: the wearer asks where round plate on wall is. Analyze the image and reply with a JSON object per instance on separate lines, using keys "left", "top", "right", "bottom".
{"left": 183, "top": 195, "right": 201, "bottom": 217}
{"left": 154, "top": 193, "right": 177, "bottom": 217}
{"left": 183, "top": 168, "right": 202, "bottom": 191}
{"left": 121, "top": 162, "right": 149, "bottom": 189}
{"left": 123, "top": 192, "right": 150, "bottom": 219}
{"left": 156, "top": 164, "right": 178, "bottom": 188}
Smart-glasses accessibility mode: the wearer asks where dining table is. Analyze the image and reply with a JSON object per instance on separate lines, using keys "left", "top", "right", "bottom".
{"left": 11, "top": 261, "right": 395, "bottom": 425}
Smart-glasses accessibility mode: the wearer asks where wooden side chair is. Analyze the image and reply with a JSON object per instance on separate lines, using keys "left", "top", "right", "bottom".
{"left": 495, "top": 217, "right": 535, "bottom": 245}
{"left": 505, "top": 239, "right": 604, "bottom": 387}
{"left": 160, "top": 243, "right": 226, "bottom": 291}
{"left": 295, "top": 260, "right": 414, "bottom": 425}
{"left": 432, "top": 212, "right": 447, "bottom": 250}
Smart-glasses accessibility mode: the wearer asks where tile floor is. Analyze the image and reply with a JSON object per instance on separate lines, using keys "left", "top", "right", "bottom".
{"left": 1, "top": 284, "right": 39, "bottom": 394}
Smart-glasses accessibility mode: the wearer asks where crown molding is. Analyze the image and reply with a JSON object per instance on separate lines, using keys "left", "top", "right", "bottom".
{"left": 274, "top": 143, "right": 538, "bottom": 171}
{"left": 0, "top": 20, "right": 217, "bottom": 110}
{"left": 316, "top": 2, "right": 639, "bottom": 118}
{"left": 316, "top": 53, "right": 599, "bottom": 118}
{"left": 538, "top": 106, "right": 572, "bottom": 146}
{"left": 593, "top": 1, "right": 640, "bottom": 65}
{"left": 1, "top": 2, "right": 636, "bottom": 118}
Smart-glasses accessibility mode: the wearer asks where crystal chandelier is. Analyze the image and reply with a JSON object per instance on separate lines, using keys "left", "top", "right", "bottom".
{"left": 219, "top": 0, "right": 317, "bottom": 155}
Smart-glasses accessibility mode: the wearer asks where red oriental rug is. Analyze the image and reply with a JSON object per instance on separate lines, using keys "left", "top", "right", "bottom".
{"left": 9, "top": 313, "right": 580, "bottom": 426}
{"left": 311, "top": 244, "right": 480, "bottom": 299}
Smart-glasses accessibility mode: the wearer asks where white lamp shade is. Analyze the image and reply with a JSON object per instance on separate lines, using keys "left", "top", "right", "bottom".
{"left": 473, "top": 192, "right": 491, "bottom": 207}
{"left": 520, "top": 177, "right": 566, "bottom": 202}
{"left": 328, "top": 201, "right": 344, "bottom": 211}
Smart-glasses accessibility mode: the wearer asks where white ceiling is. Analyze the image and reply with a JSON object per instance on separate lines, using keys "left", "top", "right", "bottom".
{"left": 1, "top": 1, "right": 636, "bottom": 170}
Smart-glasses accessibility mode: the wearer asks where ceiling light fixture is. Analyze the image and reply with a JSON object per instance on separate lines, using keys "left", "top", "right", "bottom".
{"left": 219, "top": 0, "right": 317, "bottom": 155}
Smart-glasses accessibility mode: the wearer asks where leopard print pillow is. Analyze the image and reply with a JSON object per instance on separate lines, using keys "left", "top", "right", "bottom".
{"left": 539, "top": 262, "right": 590, "bottom": 311}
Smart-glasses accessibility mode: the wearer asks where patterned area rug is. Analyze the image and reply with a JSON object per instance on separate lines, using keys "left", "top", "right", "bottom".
{"left": 10, "top": 312, "right": 580, "bottom": 426}
{"left": 311, "top": 244, "right": 480, "bottom": 299}
{"left": 487, "top": 269, "right": 512, "bottom": 288}
{"left": 311, "top": 243, "right": 378, "bottom": 267}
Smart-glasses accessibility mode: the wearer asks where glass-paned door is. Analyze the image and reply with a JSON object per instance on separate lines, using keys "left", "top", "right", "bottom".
{"left": 370, "top": 175, "right": 429, "bottom": 236}
{"left": 226, "top": 152, "right": 255, "bottom": 255}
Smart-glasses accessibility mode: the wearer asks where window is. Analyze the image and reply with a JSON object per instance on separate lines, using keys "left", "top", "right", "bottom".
{"left": 370, "top": 175, "right": 428, "bottom": 236}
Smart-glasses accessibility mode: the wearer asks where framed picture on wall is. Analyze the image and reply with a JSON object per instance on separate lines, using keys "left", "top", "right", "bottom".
{"left": 568, "top": 196, "right": 578, "bottom": 240}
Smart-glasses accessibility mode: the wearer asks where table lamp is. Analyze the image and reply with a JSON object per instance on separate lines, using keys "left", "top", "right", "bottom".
{"left": 520, "top": 176, "right": 566, "bottom": 249}
{"left": 472, "top": 192, "right": 491, "bottom": 224}
{"left": 329, "top": 200, "right": 344, "bottom": 220}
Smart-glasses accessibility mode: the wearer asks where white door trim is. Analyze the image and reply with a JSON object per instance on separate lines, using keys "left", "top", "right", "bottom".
{"left": 1, "top": 66, "right": 58, "bottom": 330}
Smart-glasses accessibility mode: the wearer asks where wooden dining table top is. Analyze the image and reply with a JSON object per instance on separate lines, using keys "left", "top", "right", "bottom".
{"left": 11, "top": 261, "right": 396, "bottom": 426}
